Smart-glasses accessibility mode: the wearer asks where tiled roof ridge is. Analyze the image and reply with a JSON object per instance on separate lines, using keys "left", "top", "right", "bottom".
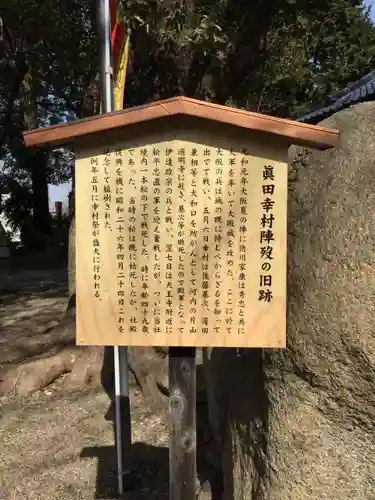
{"left": 298, "top": 70, "right": 375, "bottom": 124}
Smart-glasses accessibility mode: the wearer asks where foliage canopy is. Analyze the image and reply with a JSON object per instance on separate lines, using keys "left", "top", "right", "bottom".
{"left": 0, "top": 0, "right": 374, "bottom": 234}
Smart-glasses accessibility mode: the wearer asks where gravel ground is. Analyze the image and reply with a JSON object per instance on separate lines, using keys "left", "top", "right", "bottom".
{"left": 0, "top": 267, "right": 170, "bottom": 500}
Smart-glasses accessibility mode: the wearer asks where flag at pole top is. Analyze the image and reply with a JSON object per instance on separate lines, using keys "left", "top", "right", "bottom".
{"left": 109, "top": 0, "right": 130, "bottom": 111}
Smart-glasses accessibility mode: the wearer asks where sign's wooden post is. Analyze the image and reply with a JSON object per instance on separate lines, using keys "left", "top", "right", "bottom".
{"left": 23, "top": 96, "right": 339, "bottom": 499}
{"left": 169, "top": 347, "right": 196, "bottom": 500}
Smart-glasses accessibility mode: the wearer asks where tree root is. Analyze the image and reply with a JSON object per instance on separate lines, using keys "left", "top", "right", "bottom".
{"left": 0, "top": 347, "right": 77, "bottom": 397}
{"left": 0, "top": 308, "right": 169, "bottom": 411}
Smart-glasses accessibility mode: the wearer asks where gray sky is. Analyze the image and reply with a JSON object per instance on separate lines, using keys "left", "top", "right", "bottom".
{"left": 49, "top": 0, "right": 375, "bottom": 208}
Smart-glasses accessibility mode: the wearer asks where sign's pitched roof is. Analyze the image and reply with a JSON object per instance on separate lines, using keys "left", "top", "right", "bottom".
{"left": 23, "top": 96, "right": 339, "bottom": 150}
{"left": 298, "top": 70, "right": 375, "bottom": 124}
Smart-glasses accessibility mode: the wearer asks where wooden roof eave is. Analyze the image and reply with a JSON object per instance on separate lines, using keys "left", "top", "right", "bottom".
{"left": 23, "top": 96, "right": 340, "bottom": 151}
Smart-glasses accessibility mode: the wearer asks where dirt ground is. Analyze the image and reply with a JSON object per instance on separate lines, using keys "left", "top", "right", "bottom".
{"left": 0, "top": 267, "right": 170, "bottom": 500}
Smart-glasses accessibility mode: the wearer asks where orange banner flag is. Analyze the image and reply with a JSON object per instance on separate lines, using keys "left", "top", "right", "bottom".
{"left": 109, "top": 0, "right": 129, "bottom": 111}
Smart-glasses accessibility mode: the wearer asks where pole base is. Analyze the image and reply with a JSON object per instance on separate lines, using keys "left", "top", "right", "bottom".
{"left": 118, "top": 471, "right": 135, "bottom": 498}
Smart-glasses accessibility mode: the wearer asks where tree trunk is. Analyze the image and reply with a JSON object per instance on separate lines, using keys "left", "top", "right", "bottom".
{"left": 29, "top": 149, "right": 50, "bottom": 244}
{"left": 203, "top": 102, "right": 375, "bottom": 500}
{"left": 20, "top": 67, "right": 50, "bottom": 249}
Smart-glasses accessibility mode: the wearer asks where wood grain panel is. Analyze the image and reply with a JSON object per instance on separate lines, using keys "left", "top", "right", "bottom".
{"left": 75, "top": 125, "right": 287, "bottom": 348}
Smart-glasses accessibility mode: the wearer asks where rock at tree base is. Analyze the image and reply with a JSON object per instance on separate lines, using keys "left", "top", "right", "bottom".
{"left": 203, "top": 102, "right": 375, "bottom": 500}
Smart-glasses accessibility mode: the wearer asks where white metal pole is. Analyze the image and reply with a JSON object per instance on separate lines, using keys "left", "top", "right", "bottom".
{"left": 98, "top": 1, "right": 132, "bottom": 496}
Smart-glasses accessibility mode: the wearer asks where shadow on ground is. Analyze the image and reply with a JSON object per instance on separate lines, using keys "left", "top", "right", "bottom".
{"left": 0, "top": 268, "right": 68, "bottom": 306}
{"left": 0, "top": 268, "right": 69, "bottom": 365}
{"left": 97, "top": 349, "right": 223, "bottom": 500}
{"left": 80, "top": 442, "right": 169, "bottom": 500}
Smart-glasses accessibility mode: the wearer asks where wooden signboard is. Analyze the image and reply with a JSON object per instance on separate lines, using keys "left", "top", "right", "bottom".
{"left": 75, "top": 128, "right": 287, "bottom": 348}
{"left": 23, "top": 96, "right": 340, "bottom": 349}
